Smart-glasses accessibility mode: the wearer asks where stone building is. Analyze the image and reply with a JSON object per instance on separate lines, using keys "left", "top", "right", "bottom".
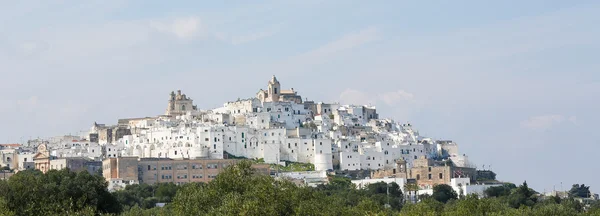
{"left": 102, "top": 157, "right": 270, "bottom": 191}
{"left": 33, "top": 143, "right": 100, "bottom": 174}
{"left": 256, "top": 76, "right": 302, "bottom": 104}
{"left": 33, "top": 143, "right": 51, "bottom": 173}
{"left": 371, "top": 156, "right": 476, "bottom": 188}
{"left": 166, "top": 90, "right": 197, "bottom": 116}
{"left": 90, "top": 122, "right": 132, "bottom": 144}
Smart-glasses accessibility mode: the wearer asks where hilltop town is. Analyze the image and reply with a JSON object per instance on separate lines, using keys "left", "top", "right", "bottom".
{"left": 0, "top": 76, "right": 493, "bottom": 194}
{"left": 1, "top": 76, "right": 599, "bottom": 215}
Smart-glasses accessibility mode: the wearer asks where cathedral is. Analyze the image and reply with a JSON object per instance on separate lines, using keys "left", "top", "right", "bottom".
{"left": 165, "top": 90, "right": 197, "bottom": 116}
{"left": 256, "top": 76, "right": 303, "bottom": 104}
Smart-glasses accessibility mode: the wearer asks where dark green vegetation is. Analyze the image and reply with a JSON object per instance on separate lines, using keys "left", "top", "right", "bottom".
{"left": 0, "top": 162, "right": 598, "bottom": 216}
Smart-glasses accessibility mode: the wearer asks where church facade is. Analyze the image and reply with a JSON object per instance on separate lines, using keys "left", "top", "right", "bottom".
{"left": 256, "top": 76, "right": 303, "bottom": 104}
{"left": 166, "top": 90, "right": 197, "bottom": 116}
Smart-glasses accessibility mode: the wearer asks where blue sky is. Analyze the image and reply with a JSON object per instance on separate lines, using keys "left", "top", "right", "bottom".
{"left": 1, "top": 0, "right": 599, "bottom": 192}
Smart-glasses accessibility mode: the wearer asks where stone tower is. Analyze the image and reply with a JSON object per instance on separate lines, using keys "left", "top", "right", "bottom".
{"left": 395, "top": 158, "right": 408, "bottom": 178}
{"left": 268, "top": 75, "right": 280, "bottom": 102}
{"left": 396, "top": 158, "right": 407, "bottom": 173}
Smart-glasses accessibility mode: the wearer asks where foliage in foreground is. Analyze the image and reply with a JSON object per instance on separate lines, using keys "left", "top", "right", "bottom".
{"left": 170, "top": 160, "right": 398, "bottom": 215}
{"left": 0, "top": 169, "right": 120, "bottom": 216}
{"left": 0, "top": 161, "right": 599, "bottom": 216}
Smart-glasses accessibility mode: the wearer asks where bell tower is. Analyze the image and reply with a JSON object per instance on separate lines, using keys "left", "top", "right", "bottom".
{"left": 268, "top": 75, "right": 281, "bottom": 102}
{"left": 395, "top": 158, "right": 408, "bottom": 178}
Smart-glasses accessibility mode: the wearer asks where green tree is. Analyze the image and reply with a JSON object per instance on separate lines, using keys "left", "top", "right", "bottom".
{"left": 400, "top": 198, "right": 444, "bottom": 216}
{"left": 506, "top": 181, "right": 537, "bottom": 208}
{"left": 485, "top": 183, "right": 516, "bottom": 198}
{"left": 0, "top": 169, "right": 121, "bottom": 215}
{"left": 569, "top": 184, "right": 591, "bottom": 198}
{"left": 432, "top": 184, "right": 458, "bottom": 203}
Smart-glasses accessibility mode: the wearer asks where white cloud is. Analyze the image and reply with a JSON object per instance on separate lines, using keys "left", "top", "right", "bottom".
{"left": 337, "top": 89, "right": 419, "bottom": 121}
{"left": 520, "top": 115, "right": 577, "bottom": 130}
{"left": 378, "top": 90, "right": 414, "bottom": 106}
{"left": 338, "top": 88, "right": 375, "bottom": 106}
{"left": 151, "top": 17, "right": 202, "bottom": 39}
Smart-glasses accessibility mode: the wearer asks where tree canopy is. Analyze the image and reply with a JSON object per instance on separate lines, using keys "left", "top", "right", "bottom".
{"left": 570, "top": 184, "right": 592, "bottom": 198}
{"left": 0, "top": 169, "right": 120, "bottom": 215}
{"left": 432, "top": 184, "right": 458, "bottom": 203}
{"left": 0, "top": 162, "right": 598, "bottom": 215}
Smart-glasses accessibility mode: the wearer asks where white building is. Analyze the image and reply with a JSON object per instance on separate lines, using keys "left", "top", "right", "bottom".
{"left": 27, "top": 76, "right": 473, "bottom": 175}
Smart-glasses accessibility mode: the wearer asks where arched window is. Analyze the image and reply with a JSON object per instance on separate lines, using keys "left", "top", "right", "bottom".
{"left": 384, "top": 150, "right": 388, "bottom": 155}
{"left": 439, "top": 173, "right": 443, "bottom": 179}
{"left": 416, "top": 174, "right": 420, "bottom": 180}
{"left": 182, "top": 105, "right": 186, "bottom": 111}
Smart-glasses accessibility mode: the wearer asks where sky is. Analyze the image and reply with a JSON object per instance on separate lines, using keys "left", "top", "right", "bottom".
{"left": 1, "top": 0, "right": 599, "bottom": 192}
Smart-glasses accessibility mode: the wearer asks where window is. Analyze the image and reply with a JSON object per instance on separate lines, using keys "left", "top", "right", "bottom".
{"left": 241, "top": 133, "right": 245, "bottom": 138}
{"left": 320, "top": 142, "right": 322, "bottom": 146}
{"left": 416, "top": 174, "right": 420, "bottom": 180}
{"left": 207, "top": 163, "right": 218, "bottom": 169}
{"left": 439, "top": 173, "right": 443, "bottom": 179}
{"left": 148, "top": 165, "right": 151, "bottom": 170}
{"left": 175, "top": 151, "right": 177, "bottom": 155}
{"left": 414, "top": 155, "right": 417, "bottom": 159}
{"left": 428, "top": 167, "right": 432, "bottom": 172}
{"left": 428, "top": 174, "right": 432, "bottom": 179}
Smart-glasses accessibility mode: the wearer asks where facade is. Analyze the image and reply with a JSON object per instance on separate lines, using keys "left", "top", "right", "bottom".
{"left": 256, "top": 76, "right": 302, "bottom": 104}
{"left": 166, "top": 90, "right": 197, "bottom": 116}
{"left": 32, "top": 143, "right": 100, "bottom": 174}
{"left": 102, "top": 157, "right": 270, "bottom": 191}
{"left": 370, "top": 156, "right": 476, "bottom": 189}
